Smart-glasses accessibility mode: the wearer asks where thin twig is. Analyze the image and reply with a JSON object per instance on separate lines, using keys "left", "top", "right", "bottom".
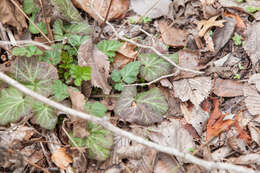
{"left": 94, "top": 0, "right": 114, "bottom": 44}
{"left": 39, "top": 0, "right": 53, "bottom": 41}
{"left": 9, "top": 0, "right": 51, "bottom": 44}
{"left": 0, "top": 72, "right": 256, "bottom": 173}
{"left": 91, "top": 5, "right": 203, "bottom": 74}
{"left": 125, "top": 70, "right": 180, "bottom": 87}
{"left": 0, "top": 40, "right": 51, "bottom": 50}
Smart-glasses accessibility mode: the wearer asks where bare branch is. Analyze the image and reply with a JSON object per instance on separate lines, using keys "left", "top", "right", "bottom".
{"left": 0, "top": 72, "right": 256, "bottom": 173}
{"left": 0, "top": 40, "right": 51, "bottom": 50}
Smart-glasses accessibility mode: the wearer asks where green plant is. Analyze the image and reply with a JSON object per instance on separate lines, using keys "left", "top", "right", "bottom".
{"left": 232, "top": 33, "right": 242, "bottom": 46}
{"left": 69, "top": 65, "right": 91, "bottom": 86}
{"left": 245, "top": 6, "right": 260, "bottom": 13}
{"left": 141, "top": 16, "right": 153, "bottom": 24}
{"left": 39, "top": 44, "right": 63, "bottom": 65}
{"left": 234, "top": 73, "right": 241, "bottom": 79}
{"left": 111, "top": 61, "right": 140, "bottom": 91}
{"left": 238, "top": 63, "right": 244, "bottom": 70}
{"left": 97, "top": 40, "right": 122, "bottom": 62}
{"left": 129, "top": 16, "right": 152, "bottom": 24}
{"left": 236, "top": 0, "right": 244, "bottom": 2}
{"left": 12, "top": 45, "right": 43, "bottom": 57}
{"left": 52, "top": 80, "right": 69, "bottom": 101}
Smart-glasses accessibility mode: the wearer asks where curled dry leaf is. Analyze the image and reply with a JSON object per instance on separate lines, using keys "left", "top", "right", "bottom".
{"left": 197, "top": 15, "right": 226, "bottom": 37}
{"left": 204, "top": 31, "right": 215, "bottom": 52}
{"left": 72, "top": 0, "right": 129, "bottom": 22}
{"left": 131, "top": 0, "right": 171, "bottom": 19}
{"left": 243, "top": 22, "right": 260, "bottom": 66}
{"left": 67, "top": 88, "right": 89, "bottom": 138}
{"left": 51, "top": 147, "right": 73, "bottom": 170}
{"left": 148, "top": 119, "right": 195, "bottom": 163}
{"left": 243, "top": 84, "right": 260, "bottom": 115}
{"left": 213, "top": 78, "right": 244, "bottom": 97}
{"left": 114, "top": 86, "right": 168, "bottom": 125}
{"left": 154, "top": 153, "right": 182, "bottom": 173}
{"left": 248, "top": 121, "right": 260, "bottom": 146}
{"left": 224, "top": 12, "right": 246, "bottom": 29}
{"left": 0, "top": 0, "right": 27, "bottom": 34}
{"left": 248, "top": 73, "right": 260, "bottom": 92}
{"left": 158, "top": 20, "right": 188, "bottom": 47}
{"left": 78, "top": 39, "right": 111, "bottom": 94}
{"left": 173, "top": 77, "right": 212, "bottom": 109}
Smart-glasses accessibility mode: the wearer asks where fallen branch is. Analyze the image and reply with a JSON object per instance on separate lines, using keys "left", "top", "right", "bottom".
{"left": 0, "top": 40, "right": 51, "bottom": 50}
{"left": 0, "top": 72, "right": 256, "bottom": 173}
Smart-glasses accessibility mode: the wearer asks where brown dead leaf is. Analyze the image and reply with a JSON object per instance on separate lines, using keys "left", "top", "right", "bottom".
{"left": 204, "top": 31, "right": 215, "bottom": 52}
{"left": 159, "top": 20, "right": 188, "bottom": 47}
{"left": 154, "top": 153, "right": 182, "bottom": 173}
{"left": 248, "top": 121, "right": 260, "bottom": 146}
{"left": 117, "top": 42, "right": 138, "bottom": 59}
{"left": 0, "top": 0, "right": 27, "bottom": 34}
{"left": 206, "top": 98, "right": 234, "bottom": 141}
{"left": 213, "top": 78, "right": 244, "bottom": 97}
{"left": 197, "top": 15, "right": 226, "bottom": 37}
{"left": 243, "top": 22, "right": 260, "bottom": 66}
{"left": 224, "top": 12, "right": 246, "bottom": 29}
{"left": 72, "top": 0, "right": 129, "bottom": 22}
{"left": 173, "top": 77, "right": 212, "bottom": 109}
{"left": 113, "top": 53, "right": 133, "bottom": 69}
{"left": 248, "top": 73, "right": 260, "bottom": 92}
{"left": 67, "top": 88, "right": 89, "bottom": 138}
{"left": 78, "top": 39, "right": 111, "bottom": 94}
{"left": 51, "top": 147, "right": 73, "bottom": 170}
{"left": 234, "top": 112, "right": 251, "bottom": 144}
{"left": 243, "top": 84, "right": 260, "bottom": 116}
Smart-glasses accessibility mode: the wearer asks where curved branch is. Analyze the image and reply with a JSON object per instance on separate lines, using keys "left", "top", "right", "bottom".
{"left": 0, "top": 72, "right": 256, "bottom": 173}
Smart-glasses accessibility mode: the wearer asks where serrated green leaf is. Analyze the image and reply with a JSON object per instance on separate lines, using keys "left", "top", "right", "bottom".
{"left": 115, "top": 86, "right": 168, "bottom": 125}
{"left": 12, "top": 47, "right": 27, "bottom": 57}
{"left": 232, "top": 33, "right": 242, "bottom": 46}
{"left": 33, "top": 102, "right": 57, "bottom": 129}
{"left": 50, "top": 0, "right": 83, "bottom": 22}
{"left": 85, "top": 102, "right": 107, "bottom": 117}
{"left": 114, "top": 83, "right": 124, "bottom": 91}
{"left": 0, "top": 88, "right": 32, "bottom": 125}
{"left": 39, "top": 44, "right": 62, "bottom": 65}
{"left": 53, "top": 19, "right": 64, "bottom": 40}
{"left": 29, "top": 15, "right": 47, "bottom": 34}
{"left": 70, "top": 65, "right": 91, "bottom": 86}
{"left": 111, "top": 69, "right": 121, "bottom": 82}
{"left": 23, "top": 0, "right": 35, "bottom": 14}
{"left": 97, "top": 40, "right": 122, "bottom": 58}
{"left": 66, "top": 23, "right": 92, "bottom": 35}
{"left": 120, "top": 61, "right": 140, "bottom": 84}
{"left": 12, "top": 45, "right": 43, "bottom": 57}
{"left": 10, "top": 57, "right": 58, "bottom": 96}
{"left": 139, "top": 53, "right": 178, "bottom": 81}
{"left": 68, "top": 35, "right": 89, "bottom": 47}
{"left": 69, "top": 122, "right": 113, "bottom": 161}
{"left": 52, "top": 80, "right": 69, "bottom": 101}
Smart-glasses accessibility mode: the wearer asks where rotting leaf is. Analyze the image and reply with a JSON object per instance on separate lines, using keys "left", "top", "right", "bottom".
{"left": 139, "top": 53, "right": 178, "bottom": 81}
{"left": 69, "top": 122, "right": 113, "bottom": 161}
{"left": 173, "top": 77, "right": 212, "bottom": 109}
{"left": 33, "top": 102, "right": 57, "bottom": 130}
{"left": 213, "top": 78, "right": 244, "bottom": 97}
{"left": 115, "top": 86, "right": 168, "bottom": 125}
{"left": 158, "top": 20, "right": 188, "bottom": 47}
{"left": 10, "top": 57, "right": 58, "bottom": 97}
{"left": 243, "top": 84, "right": 260, "bottom": 116}
{"left": 72, "top": 0, "right": 129, "bottom": 22}
{"left": 78, "top": 40, "right": 111, "bottom": 94}
{"left": 197, "top": 15, "right": 226, "bottom": 37}
{"left": 154, "top": 153, "right": 182, "bottom": 173}
{"left": 248, "top": 73, "right": 260, "bottom": 92}
{"left": 117, "top": 42, "right": 138, "bottom": 59}
{"left": 0, "top": 88, "right": 31, "bottom": 125}
{"left": 131, "top": 0, "right": 171, "bottom": 19}
{"left": 206, "top": 98, "right": 234, "bottom": 141}
{"left": 51, "top": 147, "right": 73, "bottom": 170}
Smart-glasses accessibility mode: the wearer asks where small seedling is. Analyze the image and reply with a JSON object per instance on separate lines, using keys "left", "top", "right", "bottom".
{"left": 234, "top": 73, "right": 241, "bottom": 79}
{"left": 236, "top": 0, "right": 244, "bottom": 2}
{"left": 232, "top": 33, "right": 242, "bottom": 46}
{"left": 238, "top": 63, "right": 244, "bottom": 70}
{"left": 245, "top": 6, "right": 260, "bottom": 13}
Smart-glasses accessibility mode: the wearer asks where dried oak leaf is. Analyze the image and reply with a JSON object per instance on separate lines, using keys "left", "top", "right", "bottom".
{"left": 243, "top": 84, "right": 260, "bottom": 115}
{"left": 197, "top": 15, "right": 226, "bottom": 37}
{"left": 173, "top": 77, "right": 212, "bottom": 108}
{"left": 243, "top": 22, "right": 260, "bottom": 66}
{"left": 148, "top": 119, "right": 195, "bottom": 163}
{"left": 0, "top": 0, "right": 27, "bottom": 34}
{"left": 51, "top": 147, "right": 73, "bottom": 170}
{"left": 72, "top": 0, "right": 129, "bottom": 22}
{"left": 158, "top": 20, "right": 188, "bottom": 47}
{"left": 224, "top": 12, "right": 246, "bottom": 29}
{"left": 78, "top": 39, "right": 111, "bottom": 94}
{"left": 131, "top": 0, "right": 171, "bottom": 19}
{"left": 213, "top": 78, "right": 244, "bottom": 97}
{"left": 114, "top": 86, "right": 168, "bottom": 125}
{"left": 206, "top": 98, "right": 234, "bottom": 141}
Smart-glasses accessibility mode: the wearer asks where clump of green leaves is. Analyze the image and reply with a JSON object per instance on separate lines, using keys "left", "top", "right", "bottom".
{"left": 234, "top": 73, "right": 241, "bottom": 79}
{"left": 97, "top": 40, "right": 122, "bottom": 62}
{"left": 245, "top": 6, "right": 260, "bottom": 13}
{"left": 111, "top": 61, "right": 140, "bottom": 91}
{"left": 232, "top": 33, "right": 243, "bottom": 46}
{"left": 69, "top": 65, "right": 91, "bottom": 86}
{"left": 23, "top": 0, "right": 47, "bottom": 34}
{"left": 52, "top": 80, "right": 70, "bottom": 101}
{"left": 39, "top": 44, "right": 63, "bottom": 65}
{"left": 12, "top": 45, "right": 42, "bottom": 57}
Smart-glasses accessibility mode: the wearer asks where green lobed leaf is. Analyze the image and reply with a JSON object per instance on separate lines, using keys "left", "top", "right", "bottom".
{"left": 69, "top": 122, "right": 113, "bottom": 161}
{"left": 97, "top": 40, "right": 122, "bottom": 58}
{"left": 52, "top": 80, "right": 69, "bottom": 101}
{"left": 114, "top": 83, "right": 124, "bottom": 91}
{"left": 33, "top": 102, "right": 57, "bottom": 129}
{"left": 111, "top": 69, "right": 121, "bottom": 82}
{"left": 65, "top": 23, "right": 93, "bottom": 35}
{"left": 12, "top": 45, "right": 43, "bottom": 57}
{"left": 68, "top": 35, "right": 89, "bottom": 47}
{"left": 39, "top": 44, "right": 62, "bottom": 65}
{"left": 23, "top": 0, "right": 35, "bottom": 14}
{"left": 53, "top": 19, "right": 64, "bottom": 40}
{"left": 114, "top": 86, "right": 168, "bottom": 125}
{"left": 120, "top": 61, "right": 140, "bottom": 84}
{"left": 0, "top": 88, "right": 32, "bottom": 125}
{"left": 232, "top": 33, "right": 242, "bottom": 46}
{"left": 85, "top": 102, "right": 107, "bottom": 118}
{"left": 12, "top": 47, "right": 27, "bottom": 57}
{"left": 10, "top": 57, "right": 59, "bottom": 97}
{"left": 70, "top": 65, "right": 91, "bottom": 86}
{"left": 29, "top": 15, "right": 47, "bottom": 34}
{"left": 139, "top": 53, "right": 178, "bottom": 81}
